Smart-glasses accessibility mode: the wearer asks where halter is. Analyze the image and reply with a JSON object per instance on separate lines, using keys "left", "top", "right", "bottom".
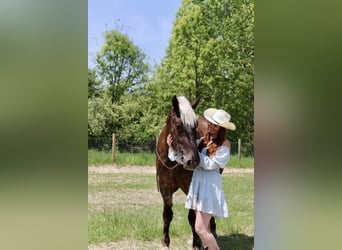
{"left": 156, "top": 148, "right": 180, "bottom": 169}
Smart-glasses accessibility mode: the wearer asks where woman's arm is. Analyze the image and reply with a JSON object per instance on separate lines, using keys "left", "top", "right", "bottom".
{"left": 199, "top": 146, "right": 230, "bottom": 171}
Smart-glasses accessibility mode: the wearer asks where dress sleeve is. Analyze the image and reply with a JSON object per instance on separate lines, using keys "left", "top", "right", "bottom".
{"left": 168, "top": 148, "right": 178, "bottom": 162}
{"left": 196, "top": 139, "right": 201, "bottom": 145}
{"left": 199, "top": 146, "right": 230, "bottom": 171}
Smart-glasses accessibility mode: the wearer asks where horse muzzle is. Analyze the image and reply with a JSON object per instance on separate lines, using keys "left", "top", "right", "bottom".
{"left": 182, "top": 156, "right": 199, "bottom": 171}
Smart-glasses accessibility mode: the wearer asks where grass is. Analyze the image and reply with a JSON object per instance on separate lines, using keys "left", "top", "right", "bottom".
{"left": 88, "top": 149, "right": 254, "bottom": 168}
{"left": 88, "top": 149, "right": 156, "bottom": 166}
{"left": 88, "top": 207, "right": 163, "bottom": 242}
{"left": 88, "top": 172, "right": 254, "bottom": 249}
{"left": 88, "top": 150, "right": 113, "bottom": 165}
{"left": 88, "top": 173, "right": 155, "bottom": 192}
{"left": 228, "top": 155, "right": 254, "bottom": 168}
{"left": 113, "top": 151, "right": 156, "bottom": 166}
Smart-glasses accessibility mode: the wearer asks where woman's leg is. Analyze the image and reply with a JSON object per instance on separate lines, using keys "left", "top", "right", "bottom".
{"left": 195, "top": 210, "right": 219, "bottom": 250}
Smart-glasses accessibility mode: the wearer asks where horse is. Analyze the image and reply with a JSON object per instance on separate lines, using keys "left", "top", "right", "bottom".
{"left": 156, "top": 95, "right": 216, "bottom": 250}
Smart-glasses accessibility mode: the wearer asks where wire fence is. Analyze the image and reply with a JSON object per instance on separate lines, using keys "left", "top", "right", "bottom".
{"left": 88, "top": 134, "right": 253, "bottom": 157}
{"left": 88, "top": 136, "right": 156, "bottom": 153}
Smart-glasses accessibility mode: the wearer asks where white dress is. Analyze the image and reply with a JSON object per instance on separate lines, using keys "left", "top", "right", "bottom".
{"left": 168, "top": 142, "right": 230, "bottom": 218}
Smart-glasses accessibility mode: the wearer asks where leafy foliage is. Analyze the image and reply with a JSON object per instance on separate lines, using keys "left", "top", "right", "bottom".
{"left": 148, "top": 0, "right": 254, "bottom": 154}
{"left": 96, "top": 30, "right": 149, "bottom": 104}
{"left": 88, "top": 0, "right": 254, "bottom": 155}
{"left": 88, "top": 68, "right": 102, "bottom": 98}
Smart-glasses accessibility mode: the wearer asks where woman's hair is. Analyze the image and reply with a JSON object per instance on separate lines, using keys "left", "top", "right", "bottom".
{"left": 198, "top": 127, "right": 226, "bottom": 157}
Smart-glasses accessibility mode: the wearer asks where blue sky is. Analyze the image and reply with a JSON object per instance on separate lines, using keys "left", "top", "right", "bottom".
{"left": 88, "top": 0, "right": 182, "bottom": 68}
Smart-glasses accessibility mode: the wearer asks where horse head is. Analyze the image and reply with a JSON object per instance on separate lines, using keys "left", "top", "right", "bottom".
{"left": 168, "top": 95, "right": 200, "bottom": 170}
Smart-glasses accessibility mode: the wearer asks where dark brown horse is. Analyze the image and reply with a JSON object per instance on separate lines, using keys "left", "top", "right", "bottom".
{"left": 156, "top": 96, "right": 216, "bottom": 250}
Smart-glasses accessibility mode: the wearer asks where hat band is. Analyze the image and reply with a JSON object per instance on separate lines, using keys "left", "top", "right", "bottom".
{"left": 210, "top": 115, "right": 221, "bottom": 125}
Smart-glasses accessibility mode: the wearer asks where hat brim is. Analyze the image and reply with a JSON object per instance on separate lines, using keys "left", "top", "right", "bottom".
{"left": 203, "top": 108, "right": 236, "bottom": 130}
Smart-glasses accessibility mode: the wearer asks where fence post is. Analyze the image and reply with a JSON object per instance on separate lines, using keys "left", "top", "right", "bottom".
{"left": 238, "top": 139, "right": 241, "bottom": 161}
{"left": 112, "top": 134, "right": 116, "bottom": 161}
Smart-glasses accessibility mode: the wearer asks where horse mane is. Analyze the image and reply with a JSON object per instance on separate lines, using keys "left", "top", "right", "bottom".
{"left": 177, "top": 96, "right": 197, "bottom": 128}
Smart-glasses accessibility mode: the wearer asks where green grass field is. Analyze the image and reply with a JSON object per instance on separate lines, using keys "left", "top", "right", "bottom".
{"left": 88, "top": 149, "right": 254, "bottom": 168}
{"left": 88, "top": 171, "right": 254, "bottom": 249}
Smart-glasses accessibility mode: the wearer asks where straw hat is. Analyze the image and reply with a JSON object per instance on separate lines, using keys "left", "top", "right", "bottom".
{"left": 203, "top": 108, "right": 236, "bottom": 130}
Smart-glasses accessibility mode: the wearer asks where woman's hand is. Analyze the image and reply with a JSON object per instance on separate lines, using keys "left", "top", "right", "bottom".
{"left": 167, "top": 134, "right": 176, "bottom": 153}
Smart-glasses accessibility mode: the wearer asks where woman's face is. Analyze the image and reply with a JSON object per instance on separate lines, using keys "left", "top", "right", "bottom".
{"left": 207, "top": 121, "right": 220, "bottom": 137}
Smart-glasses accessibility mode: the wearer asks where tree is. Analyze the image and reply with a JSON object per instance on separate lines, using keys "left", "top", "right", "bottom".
{"left": 88, "top": 68, "right": 102, "bottom": 98}
{"left": 96, "top": 30, "right": 149, "bottom": 104}
{"left": 89, "top": 29, "right": 157, "bottom": 151}
{"left": 88, "top": 95, "right": 115, "bottom": 150}
{"left": 147, "top": 0, "right": 254, "bottom": 154}
{"left": 88, "top": 1, "right": 254, "bottom": 155}
{"left": 217, "top": 0, "right": 254, "bottom": 154}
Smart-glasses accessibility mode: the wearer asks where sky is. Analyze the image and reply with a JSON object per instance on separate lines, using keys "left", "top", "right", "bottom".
{"left": 88, "top": 0, "right": 182, "bottom": 68}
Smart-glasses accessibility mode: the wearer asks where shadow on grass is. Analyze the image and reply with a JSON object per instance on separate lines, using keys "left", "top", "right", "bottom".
{"left": 217, "top": 233, "right": 254, "bottom": 250}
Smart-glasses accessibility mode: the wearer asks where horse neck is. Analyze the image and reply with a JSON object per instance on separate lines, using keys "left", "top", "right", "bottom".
{"left": 164, "top": 113, "right": 173, "bottom": 137}
{"left": 158, "top": 115, "right": 172, "bottom": 156}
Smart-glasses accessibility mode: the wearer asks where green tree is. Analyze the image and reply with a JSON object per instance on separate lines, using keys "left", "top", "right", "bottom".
{"left": 215, "top": 0, "right": 254, "bottom": 154}
{"left": 89, "top": 29, "right": 156, "bottom": 151}
{"left": 88, "top": 1, "right": 254, "bottom": 155}
{"left": 88, "top": 92, "right": 163, "bottom": 152}
{"left": 88, "top": 95, "right": 115, "bottom": 150}
{"left": 96, "top": 30, "right": 149, "bottom": 104}
{"left": 88, "top": 68, "right": 102, "bottom": 98}
{"left": 148, "top": 0, "right": 227, "bottom": 99}
{"left": 110, "top": 94, "right": 164, "bottom": 151}
{"left": 147, "top": 0, "right": 254, "bottom": 154}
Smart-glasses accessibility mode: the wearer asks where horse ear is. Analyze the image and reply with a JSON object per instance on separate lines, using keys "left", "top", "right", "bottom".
{"left": 172, "top": 95, "right": 180, "bottom": 117}
{"left": 191, "top": 96, "right": 200, "bottom": 109}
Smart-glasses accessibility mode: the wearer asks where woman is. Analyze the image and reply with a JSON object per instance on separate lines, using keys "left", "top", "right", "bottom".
{"left": 167, "top": 108, "right": 235, "bottom": 250}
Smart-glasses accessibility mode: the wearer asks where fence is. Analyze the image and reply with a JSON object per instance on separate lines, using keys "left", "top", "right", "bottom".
{"left": 88, "top": 134, "right": 253, "bottom": 159}
{"left": 88, "top": 135, "right": 156, "bottom": 153}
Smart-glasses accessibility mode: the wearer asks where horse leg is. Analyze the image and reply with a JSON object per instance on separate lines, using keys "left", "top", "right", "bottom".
{"left": 188, "top": 209, "right": 202, "bottom": 250}
{"left": 161, "top": 189, "right": 174, "bottom": 248}
{"left": 210, "top": 217, "right": 217, "bottom": 239}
